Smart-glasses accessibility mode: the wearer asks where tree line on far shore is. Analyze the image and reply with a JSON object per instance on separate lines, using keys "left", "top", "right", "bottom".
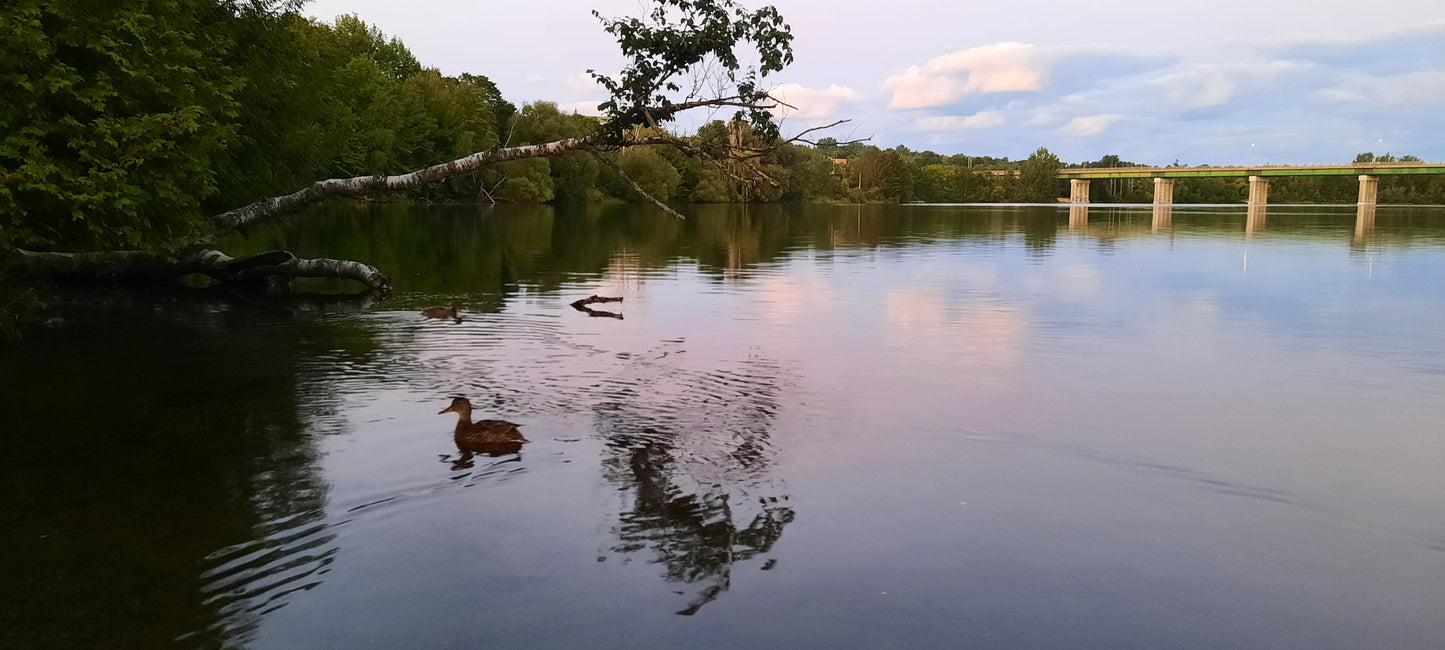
{"left": 6, "top": 2, "right": 1445, "bottom": 262}
{"left": 820, "top": 146, "right": 1445, "bottom": 205}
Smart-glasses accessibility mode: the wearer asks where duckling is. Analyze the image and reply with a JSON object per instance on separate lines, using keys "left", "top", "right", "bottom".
{"left": 421, "top": 305, "right": 462, "bottom": 323}
{"left": 438, "top": 397, "right": 529, "bottom": 446}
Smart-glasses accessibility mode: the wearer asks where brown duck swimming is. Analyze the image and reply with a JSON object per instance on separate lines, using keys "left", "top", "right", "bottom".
{"left": 438, "top": 397, "right": 528, "bottom": 447}
{"left": 422, "top": 306, "right": 461, "bottom": 322}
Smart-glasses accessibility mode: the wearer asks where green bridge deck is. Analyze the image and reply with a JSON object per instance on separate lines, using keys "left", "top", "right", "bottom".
{"left": 1058, "top": 163, "right": 1445, "bottom": 180}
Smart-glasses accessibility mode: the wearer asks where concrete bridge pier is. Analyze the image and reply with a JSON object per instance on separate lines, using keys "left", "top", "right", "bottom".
{"left": 1153, "top": 178, "right": 1175, "bottom": 205}
{"left": 1247, "top": 176, "right": 1270, "bottom": 205}
{"left": 1070, "top": 179, "right": 1091, "bottom": 203}
{"left": 1358, "top": 175, "right": 1379, "bottom": 205}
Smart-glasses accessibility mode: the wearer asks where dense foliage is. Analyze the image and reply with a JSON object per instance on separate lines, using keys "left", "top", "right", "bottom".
{"left": 1, "top": 2, "right": 514, "bottom": 254}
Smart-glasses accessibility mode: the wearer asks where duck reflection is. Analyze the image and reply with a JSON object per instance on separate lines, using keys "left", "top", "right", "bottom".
{"left": 444, "top": 444, "right": 525, "bottom": 471}
{"left": 593, "top": 356, "right": 795, "bottom": 615}
{"left": 443, "top": 447, "right": 524, "bottom": 473}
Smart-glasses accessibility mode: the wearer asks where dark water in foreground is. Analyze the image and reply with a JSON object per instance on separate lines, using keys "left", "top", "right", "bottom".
{"left": 4, "top": 203, "right": 1445, "bottom": 649}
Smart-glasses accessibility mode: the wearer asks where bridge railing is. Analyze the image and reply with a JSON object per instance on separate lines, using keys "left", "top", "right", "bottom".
{"left": 1058, "top": 163, "right": 1445, "bottom": 180}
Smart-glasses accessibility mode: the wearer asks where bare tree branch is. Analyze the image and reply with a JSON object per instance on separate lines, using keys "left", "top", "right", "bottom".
{"left": 585, "top": 148, "right": 686, "bottom": 220}
{"left": 785, "top": 119, "right": 863, "bottom": 146}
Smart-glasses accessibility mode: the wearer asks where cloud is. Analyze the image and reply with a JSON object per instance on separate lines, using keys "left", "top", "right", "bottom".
{"left": 1148, "top": 61, "right": 1308, "bottom": 109}
{"left": 882, "top": 42, "right": 1176, "bottom": 112}
{"left": 565, "top": 73, "right": 605, "bottom": 94}
{"left": 884, "top": 42, "right": 1046, "bottom": 109}
{"left": 1156, "top": 68, "right": 1238, "bottom": 108}
{"left": 771, "top": 83, "right": 861, "bottom": 120}
{"left": 1060, "top": 114, "right": 1123, "bottom": 136}
{"left": 915, "top": 111, "right": 1006, "bottom": 131}
{"left": 1274, "top": 22, "right": 1445, "bottom": 75}
{"left": 1314, "top": 69, "right": 1445, "bottom": 108}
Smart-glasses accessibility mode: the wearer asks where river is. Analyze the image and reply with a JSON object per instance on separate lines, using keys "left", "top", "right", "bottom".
{"left": 3, "top": 203, "right": 1443, "bottom": 648}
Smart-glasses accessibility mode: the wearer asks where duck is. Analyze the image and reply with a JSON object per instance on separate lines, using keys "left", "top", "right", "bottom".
{"left": 438, "top": 397, "right": 529, "bottom": 446}
{"left": 421, "top": 306, "right": 461, "bottom": 322}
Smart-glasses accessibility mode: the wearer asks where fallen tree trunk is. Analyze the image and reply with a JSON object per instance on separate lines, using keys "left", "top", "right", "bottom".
{"left": 212, "top": 137, "right": 595, "bottom": 234}
{"left": 12, "top": 248, "right": 391, "bottom": 292}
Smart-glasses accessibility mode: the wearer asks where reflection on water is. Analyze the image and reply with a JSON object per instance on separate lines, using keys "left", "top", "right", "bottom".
{"left": 1246, "top": 203, "right": 1267, "bottom": 235}
{"left": 591, "top": 354, "right": 793, "bottom": 615}
{"left": 1355, "top": 202, "right": 1377, "bottom": 239}
{"left": 5, "top": 203, "right": 1445, "bottom": 648}
{"left": 0, "top": 293, "right": 357, "bottom": 648}
{"left": 1152, "top": 204, "right": 1173, "bottom": 232}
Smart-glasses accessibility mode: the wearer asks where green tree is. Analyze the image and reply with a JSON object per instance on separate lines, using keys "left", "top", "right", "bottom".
{"left": 603, "top": 147, "right": 682, "bottom": 201}
{"left": 850, "top": 148, "right": 910, "bottom": 202}
{"left": 1, "top": 0, "right": 245, "bottom": 252}
{"left": 506, "top": 102, "right": 601, "bottom": 202}
{"left": 493, "top": 159, "right": 555, "bottom": 203}
{"left": 1018, "top": 147, "right": 1062, "bottom": 203}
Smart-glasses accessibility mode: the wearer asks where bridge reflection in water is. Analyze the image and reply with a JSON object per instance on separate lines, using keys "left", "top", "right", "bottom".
{"left": 1355, "top": 203, "right": 1377, "bottom": 239}
{"left": 1246, "top": 204, "right": 1267, "bottom": 236}
{"left": 1152, "top": 205, "right": 1172, "bottom": 232}
{"left": 1051, "top": 203, "right": 1391, "bottom": 249}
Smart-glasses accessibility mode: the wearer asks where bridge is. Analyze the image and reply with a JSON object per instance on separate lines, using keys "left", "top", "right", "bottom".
{"left": 1056, "top": 162, "right": 1445, "bottom": 205}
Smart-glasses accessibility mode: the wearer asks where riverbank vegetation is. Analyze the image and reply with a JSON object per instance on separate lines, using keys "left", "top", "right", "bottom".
{"left": 5, "top": 0, "right": 1445, "bottom": 337}
{"left": 7, "top": 1, "right": 1441, "bottom": 263}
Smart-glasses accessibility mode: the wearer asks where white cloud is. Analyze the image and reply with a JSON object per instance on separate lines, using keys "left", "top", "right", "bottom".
{"left": 565, "top": 73, "right": 606, "bottom": 94}
{"left": 771, "top": 83, "right": 861, "bottom": 120}
{"left": 884, "top": 42, "right": 1046, "bottom": 109}
{"left": 1160, "top": 68, "right": 1237, "bottom": 108}
{"left": 915, "top": 111, "right": 1006, "bottom": 131}
{"left": 1060, "top": 114, "right": 1123, "bottom": 136}
{"left": 1149, "top": 60, "right": 1308, "bottom": 109}
{"left": 1314, "top": 69, "right": 1445, "bottom": 107}
{"left": 1312, "top": 88, "right": 1368, "bottom": 104}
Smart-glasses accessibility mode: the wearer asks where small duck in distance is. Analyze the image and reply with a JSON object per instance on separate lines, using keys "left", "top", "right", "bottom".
{"left": 438, "top": 397, "right": 529, "bottom": 446}
{"left": 421, "top": 305, "right": 461, "bottom": 323}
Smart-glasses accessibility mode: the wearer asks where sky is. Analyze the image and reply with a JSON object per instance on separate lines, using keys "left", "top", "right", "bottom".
{"left": 302, "top": 0, "right": 1445, "bottom": 165}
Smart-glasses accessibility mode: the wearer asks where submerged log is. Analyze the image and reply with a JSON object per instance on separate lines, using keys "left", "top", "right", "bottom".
{"left": 570, "top": 295, "right": 624, "bottom": 307}
{"left": 570, "top": 295, "right": 624, "bottom": 319}
{"left": 12, "top": 248, "right": 392, "bottom": 293}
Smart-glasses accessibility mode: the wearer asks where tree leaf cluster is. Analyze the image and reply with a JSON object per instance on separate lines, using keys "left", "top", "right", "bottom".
{"left": 589, "top": 0, "right": 793, "bottom": 145}
{"left": 1, "top": 2, "right": 513, "bottom": 254}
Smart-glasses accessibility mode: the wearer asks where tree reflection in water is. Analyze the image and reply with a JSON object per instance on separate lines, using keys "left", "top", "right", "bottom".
{"left": 591, "top": 355, "right": 796, "bottom": 615}
{"left": 0, "top": 290, "right": 366, "bottom": 649}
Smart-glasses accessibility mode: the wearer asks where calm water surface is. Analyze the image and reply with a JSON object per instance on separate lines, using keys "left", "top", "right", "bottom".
{"left": 3, "top": 204, "right": 1444, "bottom": 648}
